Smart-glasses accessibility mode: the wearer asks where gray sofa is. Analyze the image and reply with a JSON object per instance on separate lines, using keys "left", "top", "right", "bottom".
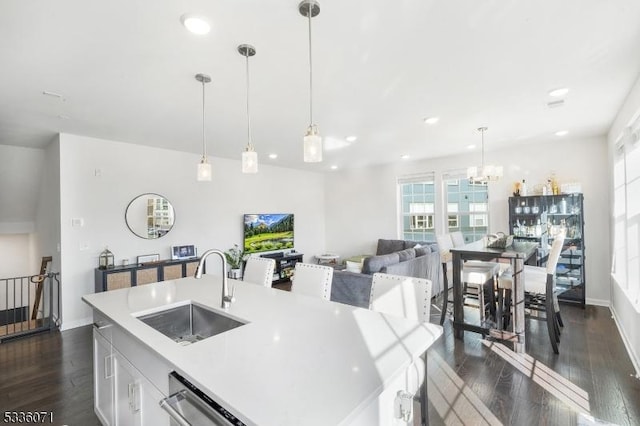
{"left": 330, "top": 239, "right": 441, "bottom": 308}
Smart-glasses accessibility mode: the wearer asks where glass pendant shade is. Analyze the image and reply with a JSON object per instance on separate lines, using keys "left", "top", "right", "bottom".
{"left": 300, "top": 0, "right": 323, "bottom": 163}
{"left": 238, "top": 44, "right": 259, "bottom": 174}
{"left": 304, "top": 125, "right": 322, "bottom": 162}
{"left": 242, "top": 146, "right": 258, "bottom": 173}
{"left": 197, "top": 157, "right": 212, "bottom": 181}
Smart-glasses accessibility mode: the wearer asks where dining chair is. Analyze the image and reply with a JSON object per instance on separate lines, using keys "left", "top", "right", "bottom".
{"left": 242, "top": 256, "right": 276, "bottom": 287}
{"left": 290, "top": 262, "right": 334, "bottom": 300}
{"left": 498, "top": 230, "right": 567, "bottom": 354}
{"left": 450, "top": 231, "right": 466, "bottom": 247}
{"left": 368, "top": 273, "right": 432, "bottom": 323}
{"left": 436, "top": 233, "right": 501, "bottom": 326}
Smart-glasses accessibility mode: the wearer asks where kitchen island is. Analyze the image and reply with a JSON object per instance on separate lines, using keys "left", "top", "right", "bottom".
{"left": 82, "top": 275, "right": 443, "bottom": 425}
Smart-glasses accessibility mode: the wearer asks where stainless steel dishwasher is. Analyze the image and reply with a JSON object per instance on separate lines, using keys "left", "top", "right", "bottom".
{"left": 160, "top": 371, "right": 247, "bottom": 426}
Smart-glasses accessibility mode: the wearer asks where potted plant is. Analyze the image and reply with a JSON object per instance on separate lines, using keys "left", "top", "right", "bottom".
{"left": 224, "top": 244, "right": 245, "bottom": 279}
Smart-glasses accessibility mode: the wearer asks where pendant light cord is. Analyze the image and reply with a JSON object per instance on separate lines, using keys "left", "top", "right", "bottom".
{"left": 308, "top": 8, "right": 314, "bottom": 126}
{"left": 245, "top": 52, "right": 252, "bottom": 147}
{"left": 201, "top": 80, "right": 207, "bottom": 158}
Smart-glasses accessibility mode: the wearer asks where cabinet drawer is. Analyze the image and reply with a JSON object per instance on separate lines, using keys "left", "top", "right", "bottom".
{"left": 111, "top": 325, "right": 171, "bottom": 395}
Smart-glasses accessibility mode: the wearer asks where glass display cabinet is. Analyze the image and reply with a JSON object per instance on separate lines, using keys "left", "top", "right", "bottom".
{"left": 508, "top": 193, "right": 585, "bottom": 306}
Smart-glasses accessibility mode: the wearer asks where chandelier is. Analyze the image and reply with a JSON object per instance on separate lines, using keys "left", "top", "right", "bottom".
{"left": 467, "top": 127, "right": 502, "bottom": 183}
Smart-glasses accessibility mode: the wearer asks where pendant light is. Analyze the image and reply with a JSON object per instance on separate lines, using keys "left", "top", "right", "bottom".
{"left": 299, "top": 0, "right": 322, "bottom": 163}
{"left": 195, "top": 73, "right": 212, "bottom": 181}
{"left": 467, "top": 127, "right": 503, "bottom": 183}
{"left": 238, "top": 44, "right": 258, "bottom": 174}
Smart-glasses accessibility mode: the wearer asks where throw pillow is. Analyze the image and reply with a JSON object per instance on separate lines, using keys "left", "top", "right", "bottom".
{"left": 396, "top": 248, "right": 416, "bottom": 262}
{"left": 363, "top": 252, "right": 400, "bottom": 274}
{"left": 414, "top": 246, "right": 428, "bottom": 257}
{"left": 345, "top": 260, "right": 362, "bottom": 273}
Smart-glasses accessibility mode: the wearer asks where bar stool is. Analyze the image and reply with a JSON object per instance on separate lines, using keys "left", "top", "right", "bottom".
{"left": 498, "top": 230, "right": 566, "bottom": 354}
{"left": 436, "top": 234, "right": 501, "bottom": 326}
{"left": 242, "top": 256, "right": 276, "bottom": 287}
{"left": 290, "top": 262, "right": 334, "bottom": 300}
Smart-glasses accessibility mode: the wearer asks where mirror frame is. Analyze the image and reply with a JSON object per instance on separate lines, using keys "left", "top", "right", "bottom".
{"left": 125, "top": 193, "right": 175, "bottom": 240}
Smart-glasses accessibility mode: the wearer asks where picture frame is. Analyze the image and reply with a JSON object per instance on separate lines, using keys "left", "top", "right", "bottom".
{"left": 171, "top": 244, "right": 197, "bottom": 260}
{"left": 137, "top": 253, "right": 160, "bottom": 264}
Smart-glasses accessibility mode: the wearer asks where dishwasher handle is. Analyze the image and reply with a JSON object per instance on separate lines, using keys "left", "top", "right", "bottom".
{"left": 160, "top": 391, "right": 192, "bottom": 426}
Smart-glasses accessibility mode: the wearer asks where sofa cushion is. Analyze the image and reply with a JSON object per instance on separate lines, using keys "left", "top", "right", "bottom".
{"left": 376, "top": 239, "right": 405, "bottom": 255}
{"left": 396, "top": 248, "right": 416, "bottom": 262}
{"left": 362, "top": 252, "right": 400, "bottom": 274}
{"left": 414, "top": 246, "right": 429, "bottom": 257}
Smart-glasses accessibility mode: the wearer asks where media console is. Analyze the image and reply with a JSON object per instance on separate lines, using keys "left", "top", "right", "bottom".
{"left": 260, "top": 252, "right": 303, "bottom": 290}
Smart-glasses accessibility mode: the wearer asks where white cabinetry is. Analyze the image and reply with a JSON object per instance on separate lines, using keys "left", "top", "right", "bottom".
{"left": 114, "top": 351, "right": 166, "bottom": 426}
{"left": 93, "top": 315, "right": 169, "bottom": 426}
{"left": 93, "top": 329, "right": 114, "bottom": 426}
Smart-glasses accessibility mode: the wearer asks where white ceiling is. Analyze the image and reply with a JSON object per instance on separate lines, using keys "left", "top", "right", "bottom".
{"left": 1, "top": 0, "right": 640, "bottom": 172}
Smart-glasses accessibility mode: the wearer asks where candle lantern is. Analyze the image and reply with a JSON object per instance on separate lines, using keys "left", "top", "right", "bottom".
{"left": 99, "top": 247, "right": 115, "bottom": 270}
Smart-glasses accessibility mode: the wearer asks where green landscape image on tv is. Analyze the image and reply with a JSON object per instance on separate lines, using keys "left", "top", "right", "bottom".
{"left": 243, "top": 214, "right": 294, "bottom": 254}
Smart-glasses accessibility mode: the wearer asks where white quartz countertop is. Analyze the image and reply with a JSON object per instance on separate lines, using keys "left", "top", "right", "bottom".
{"left": 82, "top": 276, "right": 443, "bottom": 426}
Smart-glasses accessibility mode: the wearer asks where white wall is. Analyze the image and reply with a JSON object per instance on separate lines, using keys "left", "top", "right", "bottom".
{"left": 58, "top": 134, "right": 326, "bottom": 329}
{"left": 35, "top": 136, "right": 62, "bottom": 274}
{"left": 0, "top": 234, "right": 34, "bottom": 278}
{"left": 325, "top": 135, "right": 609, "bottom": 305}
{"left": 607, "top": 75, "right": 640, "bottom": 374}
{"left": 0, "top": 144, "right": 45, "bottom": 232}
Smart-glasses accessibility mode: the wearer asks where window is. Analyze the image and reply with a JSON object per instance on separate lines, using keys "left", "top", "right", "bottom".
{"left": 409, "top": 202, "right": 434, "bottom": 229}
{"left": 398, "top": 174, "right": 436, "bottom": 242}
{"left": 469, "top": 202, "right": 488, "bottom": 228}
{"left": 447, "top": 203, "right": 459, "bottom": 228}
{"left": 612, "top": 121, "right": 640, "bottom": 309}
{"left": 444, "top": 172, "right": 489, "bottom": 242}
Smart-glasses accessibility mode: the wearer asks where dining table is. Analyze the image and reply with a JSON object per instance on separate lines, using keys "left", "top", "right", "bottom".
{"left": 449, "top": 239, "right": 538, "bottom": 353}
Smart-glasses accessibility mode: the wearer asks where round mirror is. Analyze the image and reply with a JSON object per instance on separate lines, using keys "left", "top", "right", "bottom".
{"left": 125, "top": 193, "right": 175, "bottom": 239}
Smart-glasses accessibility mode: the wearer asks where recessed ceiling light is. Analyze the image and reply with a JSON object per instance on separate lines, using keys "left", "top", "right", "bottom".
{"left": 467, "top": 144, "right": 476, "bottom": 150}
{"left": 423, "top": 117, "right": 439, "bottom": 125}
{"left": 547, "top": 99, "right": 565, "bottom": 109}
{"left": 268, "top": 153, "right": 278, "bottom": 159}
{"left": 330, "top": 165, "right": 338, "bottom": 170}
{"left": 400, "top": 154, "right": 410, "bottom": 160}
{"left": 42, "top": 90, "right": 63, "bottom": 98}
{"left": 181, "top": 14, "right": 211, "bottom": 35}
{"left": 548, "top": 87, "right": 569, "bottom": 97}
{"left": 555, "top": 130, "right": 569, "bottom": 137}
{"left": 345, "top": 135, "right": 357, "bottom": 142}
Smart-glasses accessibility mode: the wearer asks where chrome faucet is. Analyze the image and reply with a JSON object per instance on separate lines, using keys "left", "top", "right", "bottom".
{"left": 194, "top": 249, "right": 234, "bottom": 309}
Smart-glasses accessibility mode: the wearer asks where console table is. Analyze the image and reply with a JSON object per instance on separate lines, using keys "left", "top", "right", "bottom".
{"left": 260, "top": 252, "right": 303, "bottom": 290}
{"left": 95, "top": 258, "right": 201, "bottom": 292}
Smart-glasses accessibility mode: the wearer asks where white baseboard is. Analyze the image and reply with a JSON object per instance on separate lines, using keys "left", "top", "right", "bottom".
{"left": 586, "top": 297, "right": 610, "bottom": 307}
{"left": 60, "top": 316, "right": 92, "bottom": 331}
{"left": 610, "top": 306, "right": 640, "bottom": 378}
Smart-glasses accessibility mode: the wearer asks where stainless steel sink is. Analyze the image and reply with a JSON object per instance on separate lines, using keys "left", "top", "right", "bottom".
{"left": 137, "top": 303, "right": 245, "bottom": 345}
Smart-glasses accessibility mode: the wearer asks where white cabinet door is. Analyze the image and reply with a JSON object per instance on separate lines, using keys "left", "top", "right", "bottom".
{"left": 114, "top": 351, "right": 168, "bottom": 426}
{"left": 93, "top": 329, "right": 114, "bottom": 426}
{"left": 114, "top": 353, "right": 140, "bottom": 426}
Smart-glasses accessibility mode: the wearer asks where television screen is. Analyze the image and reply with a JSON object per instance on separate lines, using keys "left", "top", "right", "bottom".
{"left": 244, "top": 214, "right": 294, "bottom": 254}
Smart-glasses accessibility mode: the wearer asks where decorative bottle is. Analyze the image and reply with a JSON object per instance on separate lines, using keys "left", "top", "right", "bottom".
{"left": 560, "top": 198, "right": 567, "bottom": 214}
{"left": 521, "top": 179, "right": 528, "bottom": 196}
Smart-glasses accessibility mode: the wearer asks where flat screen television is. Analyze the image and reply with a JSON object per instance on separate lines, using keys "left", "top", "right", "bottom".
{"left": 243, "top": 213, "right": 294, "bottom": 254}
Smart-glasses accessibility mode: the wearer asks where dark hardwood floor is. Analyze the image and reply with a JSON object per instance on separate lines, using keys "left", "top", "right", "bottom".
{"left": 0, "top": 304, "right": 638, "bottom": 425}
